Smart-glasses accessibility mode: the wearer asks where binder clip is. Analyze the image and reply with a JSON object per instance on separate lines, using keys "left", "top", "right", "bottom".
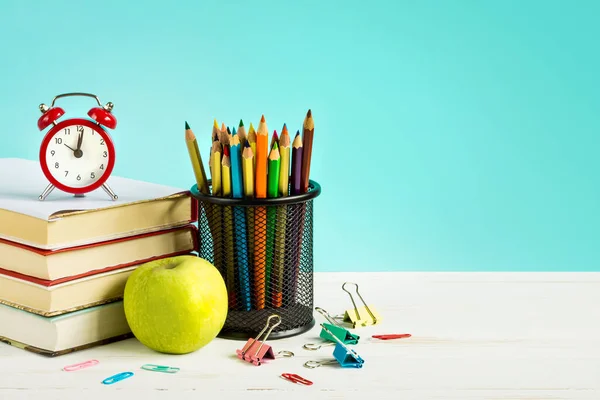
{"left": 340, "top": 282, "right": 381, "bottom": 328}
{"left": 235, "top": 314, "right": 294, "bottom": 366}
{"left": 303, "top": 307, "right": 359, "bottom": 350}
{"left": 305, "top": 324, "right": 365, "bottom": 369}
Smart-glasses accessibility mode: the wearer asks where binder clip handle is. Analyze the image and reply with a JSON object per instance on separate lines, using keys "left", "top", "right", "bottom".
{"left": 281, "top": 373, "right": 313, "bottom": 385}
{"left": 342, "top": 281, "right": 378, "bottom": 326}
{"left": 315, "top": 307, "right": 342, "bottom": 327}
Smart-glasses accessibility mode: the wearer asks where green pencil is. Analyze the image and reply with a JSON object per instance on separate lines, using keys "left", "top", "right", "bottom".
{"left": 265, "top": 139, "right": 280, "bottom": 305}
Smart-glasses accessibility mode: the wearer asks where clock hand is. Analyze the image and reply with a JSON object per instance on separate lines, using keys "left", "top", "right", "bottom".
{"left": 73, "top": 132, "right": 83, "bottom": 159}
{"left": 64, "top": 143, "right": 76, "bottom": 152}
{"left": 76, "top": 132, "right": 83, "bottom": 151}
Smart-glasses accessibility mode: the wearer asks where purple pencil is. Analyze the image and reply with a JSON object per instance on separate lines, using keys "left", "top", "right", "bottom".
{"left": 283, "top": 131, "right": 304, "bottom": 307}
{"left": 290, "top": 131, "right": 303, "bottom": 195}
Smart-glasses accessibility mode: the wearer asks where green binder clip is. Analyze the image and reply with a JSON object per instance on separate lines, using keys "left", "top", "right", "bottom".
{"left": 315, "top": 307, "right": 360, "bottom": 345}
{"left": 340, "top": 282, "right": 382, "bottom": 328}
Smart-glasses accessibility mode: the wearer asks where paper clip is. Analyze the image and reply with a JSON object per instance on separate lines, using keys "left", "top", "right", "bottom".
{"left": 341, "top": 282, "right": 381, "bottom": 328}
{"left": 315, "top": 307, "right": 360, "bottom": 345}
{"left": 141, "top": 364, "right": 180, "bottom": 373}
{"left": 281, "top": 373, "right": 313, "bottom": 386}
{"left": 63, "top": 359, "right": 99, "bottom": 372}
{"left": 236, "top": 314, "right": 293, "bottom": 366}
{"left": 102, "top": 371, "right": 134, "bottom": 385}
{"left": 320, "top": 324, "right": 365, "bottom": 368}
{"left": 372, "top": 334, "right": 412, "bottom": 340}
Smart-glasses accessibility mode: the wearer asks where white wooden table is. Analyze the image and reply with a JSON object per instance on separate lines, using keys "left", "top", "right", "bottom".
{"left": 1, "top": 272, "right": 599, "bottom": 399}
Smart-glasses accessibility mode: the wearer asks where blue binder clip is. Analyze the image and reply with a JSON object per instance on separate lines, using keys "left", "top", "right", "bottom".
{"left": 304, "top": 324, "right": 364, "bottom": 369}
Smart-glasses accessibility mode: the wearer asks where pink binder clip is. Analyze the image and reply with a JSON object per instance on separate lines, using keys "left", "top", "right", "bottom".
{"left": 236, "top": 314, "right": 291, "bottom": 366}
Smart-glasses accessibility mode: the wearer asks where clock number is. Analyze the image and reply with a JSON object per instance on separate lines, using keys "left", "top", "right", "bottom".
{"left": 100, "top": 138, "right": 105, "bottom": 145}
{"left": 77, "top": 175, "right": 81, "bottom": 181}
{"left": 64, "top": 128, "right": 70, "bottom": 135}
{"left": 51, "top": 150, "right": 55, "bottom": 156}
{"left": 77, "top": 125, "right": 84, "bottom": 134}
{"left": 54, "top": 162, "right": 59, "bottom": 169}
{"left": 103, "top": 151, "right": 107, "bottom": 157}
{"left": 91, "top": 172, "right": 96, "bottom": 179}
{"left": 55, "top": 137, "right": 62, "bottom": 144}
{"left": 100, "top": 164, "right": 104, "bottom": 170}
{"left": 65, "top": 170, "right": 69, "bottom": 177}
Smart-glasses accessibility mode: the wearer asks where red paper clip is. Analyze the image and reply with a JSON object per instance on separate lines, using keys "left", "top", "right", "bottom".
{"left": 281, "top": 373, "right": 313, "bottom": 386}
{"left": 372, "top": 334, "right": 412, "bottom": 340}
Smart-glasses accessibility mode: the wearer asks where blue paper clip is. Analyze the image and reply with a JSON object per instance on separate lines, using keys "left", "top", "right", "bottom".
{"left": 321, "top": 324, "right": 364, "bottom": 368}
{"left": 141, "top": 364, "right": 180, "bottom": 374}
{"left": 102, "top": 371, "right": 134, "bottom": 385}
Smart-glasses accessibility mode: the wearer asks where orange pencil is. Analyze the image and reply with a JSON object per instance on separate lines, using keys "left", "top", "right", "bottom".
{"left": 253, "top": 114, "right": 269, "bottom": 309}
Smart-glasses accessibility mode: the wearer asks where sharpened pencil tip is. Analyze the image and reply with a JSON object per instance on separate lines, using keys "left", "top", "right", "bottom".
{"left": 233, "top": 127, "right": 237, "bottom": 135}
{"left": 261, "top": 115, "right": 265, "bottom": 123}
{"left": 295, "top": 130, "right": 300, "bottom": 136}
{"left": 307, "top": 109, "right": 312, "bottom": 118}
{"left": 244, "top": 140, "right": 251, "bottom": 148}
{"left": 227, "top": 126, "right": 231, "bottom": 135}
{"left": 213, "top": 119, "right": 219, "bottom": 129}
{"left": 239, "top": 119, "right": 244, "bottom": 127}
{"left": 185, "top": 121, "right": 190, "bottom": 130}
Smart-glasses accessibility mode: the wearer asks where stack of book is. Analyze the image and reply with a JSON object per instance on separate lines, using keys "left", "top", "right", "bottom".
{"left": 0, "top": 158, "right": 198, "bottom": 356}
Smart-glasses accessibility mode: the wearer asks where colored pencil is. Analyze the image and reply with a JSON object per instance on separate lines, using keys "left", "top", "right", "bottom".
{"left": 271, "top": 130, "right": 279, "bottom": 150}
{"left": 248, "top": 122, "right": 257, "bottom": 174}
{"left": 290, "top": 131, "right": 303, "bottom": 195}
{"left": 274, "top": 124, "right": 290, "bottom": 307}
{"left": 300, "top": 109, "right": 314, "bottom": 193}
{"left": 231, "top": 135, "right": 251, "bottom": 310}
{"left": 220, "top": 145, "right": 236, "bottom": 308}
{"left": 237, "top": 119, "right": 247, "bottom": 147}
{"left": 287, "top": 131, "right": 303, "bottom": 306}
{"left": 253, "top": 115, "right": 269, "bottom": 309}
{"left": 185, "top": 121, "right": 209, "bottom": 195}
{"left": 266, "top": 140, "right": 281, "bottom": 307}
{"left": 211, "top": 119, "right": 220, "bottom": 142}
{"left": 211, "top": 141, "right": 222, "bottom": 196}
{"left": 209, "top": 140, "right": 224, "bottom": 277}
{"left": 242, "top": 141, "right": 255, "bottom": 308}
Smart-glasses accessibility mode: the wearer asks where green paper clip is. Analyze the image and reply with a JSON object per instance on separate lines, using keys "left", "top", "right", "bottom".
{"left": 316, "top": 307, "right": 360, "bottom": 345}
{"left": 141, "top": 364, "right": 180, "bottom": 374}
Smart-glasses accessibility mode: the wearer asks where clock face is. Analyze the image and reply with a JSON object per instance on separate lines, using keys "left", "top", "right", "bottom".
{"left": 42, "top": 120, "right": 113, "bottom": 190}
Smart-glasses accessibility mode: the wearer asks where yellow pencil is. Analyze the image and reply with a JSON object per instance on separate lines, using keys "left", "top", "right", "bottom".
{"left": 185, "top": 122, "right": 209, "bottom": 195}
{"left": 221, "top": 146, "right": 235, "bottom": 308}
{"left": 242, "top": 141, "right": 255, "bottom": 307}
{"left": 211, "top": 141, "right": 222, "bottom": 196}
{"left": 248, "top": 122, "right": 257, "bottom": 174}
{"left": 209, "top": 140, "right": 223, "bottom": 279}
{"left": 273, "top": 124, "right": 290, "bottom": 307}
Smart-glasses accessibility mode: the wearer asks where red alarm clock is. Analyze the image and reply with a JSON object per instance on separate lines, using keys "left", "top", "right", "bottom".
{"left": 37, "top": 93, "right": 118, "bottom": 201}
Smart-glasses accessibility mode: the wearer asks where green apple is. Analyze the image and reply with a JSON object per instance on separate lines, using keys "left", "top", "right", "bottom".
{"left": 123, "top": 255, "right": 228, "bottom": 354}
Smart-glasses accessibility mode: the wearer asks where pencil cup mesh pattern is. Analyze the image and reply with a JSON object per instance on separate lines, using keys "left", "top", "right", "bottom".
{"left": 195, "top": 191, "right": 317, "bottom": 340}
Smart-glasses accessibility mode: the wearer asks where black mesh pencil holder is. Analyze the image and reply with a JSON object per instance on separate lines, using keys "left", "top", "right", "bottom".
{"left": 190, "top": 180, "right": 321, "bottom": 340}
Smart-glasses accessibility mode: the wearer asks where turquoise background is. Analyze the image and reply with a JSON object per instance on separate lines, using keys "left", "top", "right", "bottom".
{"left": 0, "top": 0, "right": 598, "bottom": 271}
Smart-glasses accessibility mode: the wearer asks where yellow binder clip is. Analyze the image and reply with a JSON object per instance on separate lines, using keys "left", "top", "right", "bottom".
{"left": 340, "top": 282, "right": 381, "bottom": 328}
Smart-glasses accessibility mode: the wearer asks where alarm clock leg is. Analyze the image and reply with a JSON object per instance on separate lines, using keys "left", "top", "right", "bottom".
{"left": 38, "top": 183, "right": 55, "bottom": 201}
{"left": 101, "top": 183, "right": 118, "bottom": 201}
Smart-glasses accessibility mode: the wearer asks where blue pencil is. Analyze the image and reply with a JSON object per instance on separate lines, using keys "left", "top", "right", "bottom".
{"left": 230, "top": 134, "right": 251, "bottom": 311}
